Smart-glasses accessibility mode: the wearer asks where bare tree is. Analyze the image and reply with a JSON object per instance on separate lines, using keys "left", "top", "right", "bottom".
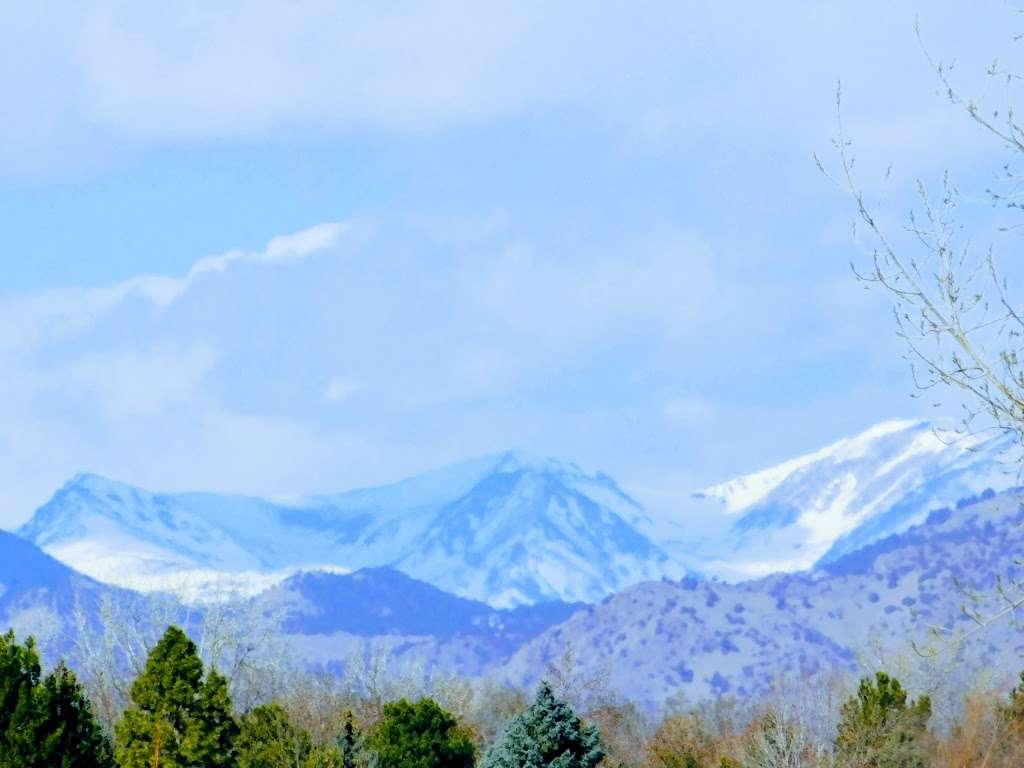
{"left": 817, "top": 10, "right": 1024, "bottom": 645}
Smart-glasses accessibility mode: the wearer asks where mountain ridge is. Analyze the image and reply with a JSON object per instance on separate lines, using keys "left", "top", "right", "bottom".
{"left": 19, "top": 452, "right": 682, "bottom": 607}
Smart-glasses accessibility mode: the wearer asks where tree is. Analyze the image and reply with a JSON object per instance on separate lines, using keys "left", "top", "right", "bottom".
{"left": 185, "top": 670, "right": 239, "bottom": 768}
{"left": 237, "top": 703, "right": 315, "bottom": 768}
{"left": 998, "top": 669, "right": 1024, "bottom": 740}
{"left": 834, "top": 672, "right": 931, "bottom": 768}
{"left": 236, "top": 702, "right": 346, "bottom": 768}
{"left": 817, "top": 7, "right": 1024, "bottom": 649}
{"left": 368, "top": 697, "right": 476, "bottom": 768}
{"left": 0, "top": 631, "right": 114, "bottom": 768}
{"left": 115, "top": 625, "right": 238, "bottom": 768}
{"left": 336, "top": 709, "right": 365, "bottom": 768}
{"left": 645, "top": 712, "right": 717, "bottom": 768}
{"left": 480, "top": 681, "right": 603, "bottom": 768}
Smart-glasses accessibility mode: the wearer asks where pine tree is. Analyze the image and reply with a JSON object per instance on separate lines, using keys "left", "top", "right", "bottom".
{"left": 480, "top": 682, "right": 604, "bottom": 768}
{"left": 116, "top": 625, "right": 238, "bottom": 768}
{"left": 834, "top": 672, "right": 931, "bottom": 768}
{"left": 0, "top": 631, "right": 114, "bottom": 768}
{"left": 367, "top": 697, "right": 476, "bottom": 768}
{"left": 185, "top": 670, "right": 239, "bottom": 768}
{"left": 0, "top": 629, "right": 40, "bottom": 764}
{"left": 27, "top": 662, "right": 116, "bottom": 768}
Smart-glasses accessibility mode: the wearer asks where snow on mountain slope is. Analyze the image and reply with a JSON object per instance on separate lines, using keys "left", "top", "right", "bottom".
{"left": 690, "top": 419, "right": 1019, "bottom": 579}
{"left": 18, "top": 452, "right": 685, "bottom": 607}
{"left": 499, "top": 487, "right": 1024, "bottom": 707}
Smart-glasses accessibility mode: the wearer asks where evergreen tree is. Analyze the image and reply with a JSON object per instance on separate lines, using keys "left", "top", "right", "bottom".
{"left": 336, "top": 709, "right": 365, "bottom": 768}
{"left": 480, "top": 682, "right": 604, "bottom": 768}
{"left": 834, "top": 672, "right": 931, "bottom": 768}
{"left": 0, "top": 631, "right": 114, "bottom": 768}
{"left": 0, "top": 629, "right": 40, "bottom": 762}
{"left": 26, "top": 662, "right": 116, "bottom": 768}
{"left": 185, "top": 670, "right": 239, "bottom": 768}
{"left": 368, "top": 697, "right": 476, "bottom": 768}
{"left": 116, "top": 625, "right": 238, "bottom": 768}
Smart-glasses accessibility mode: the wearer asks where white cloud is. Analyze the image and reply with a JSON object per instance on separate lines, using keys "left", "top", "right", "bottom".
{"left": 0, "top": 2, "right": 1010, "bottom": 174}
{"left": 0, "top": 221, "right": 348, "bottom": 353}
{"left": 141, "top": 220, "right": 349, "bottom": 307}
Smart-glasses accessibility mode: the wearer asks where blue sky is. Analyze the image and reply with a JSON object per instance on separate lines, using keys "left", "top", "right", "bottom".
{"left": 0, "top": 1, "right": 1019, "bottom": 527}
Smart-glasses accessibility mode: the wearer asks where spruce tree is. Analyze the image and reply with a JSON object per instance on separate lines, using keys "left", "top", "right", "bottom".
{"left": 834, "top": 672, "right": 931, "bottom": 768}
{"left": 480, "top": 682, "right": 604, "bottom": 768}
{"left": 116, "top": 625, "right": 238, "bottom": 768}
{"left": 368, "top": 697, "right": 476, "bottom": 768}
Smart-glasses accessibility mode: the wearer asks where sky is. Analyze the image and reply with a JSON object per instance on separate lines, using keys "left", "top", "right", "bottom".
{"left": 1, "top": 1, "right": 1022, "bottom": 528}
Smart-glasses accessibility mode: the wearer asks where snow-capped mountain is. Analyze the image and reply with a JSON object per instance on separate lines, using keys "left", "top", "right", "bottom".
{"left": 689, "top": 419, "right": 1018, "bottom": 579}
{"left": 18, "top": 451, "right": 685, "bottom": 607}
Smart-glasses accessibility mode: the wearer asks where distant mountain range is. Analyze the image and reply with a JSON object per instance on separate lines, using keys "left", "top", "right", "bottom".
{"left": 5, "top": 421, "right": 1024, "bottom": 709}
{"left": 18, "top": 451, "right": 684, "bottom": 607}
{"left": 17, "top": 419, "right": 1021, "bottom": 606}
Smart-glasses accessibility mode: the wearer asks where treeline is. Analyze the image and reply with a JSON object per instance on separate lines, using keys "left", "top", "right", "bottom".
{"left": 5, "top": 627, "right": 1024, "bottom": 767}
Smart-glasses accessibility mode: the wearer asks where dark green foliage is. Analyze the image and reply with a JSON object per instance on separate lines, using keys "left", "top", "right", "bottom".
{"left": 187, "top": 670, "right": 240, "bottom": 767}
{"left": 0, "top": 631, "right": 114, "bottom": 768}
{"left": 480, "top": 681, "right": 604, "bottom": 768}
{"left": 368, "top": 697, "right": 476, "bottom": 768}
{"left": 336, "top": 709, "right": 365, "bottom": 768}
{"left": 115, "top": 625, "right": 238, "bottom": 768}
{"left": 834, "top": 672, "right": 931, "bottom": 768}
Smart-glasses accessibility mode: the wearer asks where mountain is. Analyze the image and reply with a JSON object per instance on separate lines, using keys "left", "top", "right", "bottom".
{"left": 19, "top": 452, "right": 686, "bottom": 607}
{"left": 499, "top": 486, "right": 1024, "bottom": 709}
{"left": 0, "top": 529, "right": 128, "bottom": 653}
{"left": 687, "top": 419, "right": 1019, "bottom": 579}
{"left": 260, "top": 567, "right": 584, "bottom": 676}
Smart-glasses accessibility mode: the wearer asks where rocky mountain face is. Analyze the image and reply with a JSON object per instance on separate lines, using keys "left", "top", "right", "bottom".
{"left": 260, "top": 567, "right": 584, "bottom": 676}
{"left": 499, "top": 487, "right": 1024, "bottom": 708}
